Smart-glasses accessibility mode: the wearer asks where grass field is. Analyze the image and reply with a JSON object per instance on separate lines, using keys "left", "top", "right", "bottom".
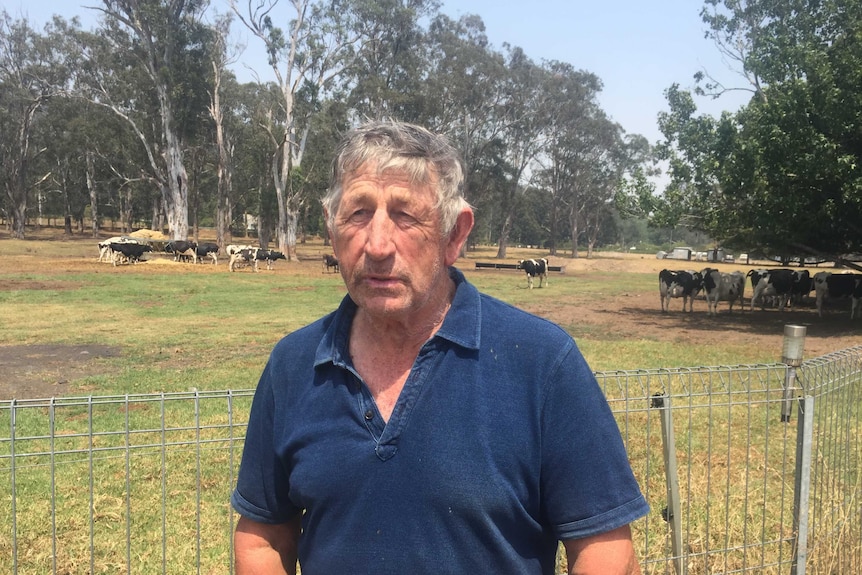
{"left": 2, "top": 229, "right": 857, "bottom": 399}
{"left": 1, "top": 229, "right": 860, "bottom": 574}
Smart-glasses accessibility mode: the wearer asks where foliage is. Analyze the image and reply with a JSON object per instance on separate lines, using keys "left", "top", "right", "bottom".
{"left": 2, "top": 1, "right": 655, "bottom": 258}
{"left": 658, "top": 0, "right": 862, "bottom": 259}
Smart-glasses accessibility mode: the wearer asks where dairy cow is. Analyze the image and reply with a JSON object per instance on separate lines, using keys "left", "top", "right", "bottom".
{"left": 109, "top": 242, "right": 152, "bottom": 265}
{"left": 165, "top": 240, "right": 198, "bottom": 264}
{"left": 748, "top": 268, "right": 811, "bottom": 311}
{"left": 229, "top": 247, "right": 259, "bottom": 272}
{"left": 257, "top": 249, "right": 286, "bottom": 270}
{"left": 195, "top": 242, "right": 220, "bottom": 264}
{"left": 702, "top": 268, "right": 746, "bottom": 316}
{"left": 658, "top": 269, "right": 704, "bottom": 312}
{"left": 98, "top": 236, "right": 143, "bottom": 262}
{"left": 517, "top": 258, "right": 549, "bottom": 289}
{"left": 323, "top": 254, "right": 339, "bottom": 273}
{"left": 814, "top": 272, "right": 862, "bottom": 318}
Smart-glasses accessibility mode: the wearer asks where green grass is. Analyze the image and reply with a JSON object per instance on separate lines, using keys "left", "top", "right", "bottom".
{"left": 1, "top": 237, "right": 859, "bottom": 574}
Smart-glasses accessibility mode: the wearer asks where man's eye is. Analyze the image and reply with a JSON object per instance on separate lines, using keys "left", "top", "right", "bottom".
{"left": 394, "top": 211, "right": 417, "bottom": 224}
{"left": 347, "top": 209, "right": 370, "bottom": 221}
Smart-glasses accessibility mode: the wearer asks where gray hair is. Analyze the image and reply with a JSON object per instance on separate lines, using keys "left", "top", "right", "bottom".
{"left": 322, "top": 120, "right": 471, "bottom": 236}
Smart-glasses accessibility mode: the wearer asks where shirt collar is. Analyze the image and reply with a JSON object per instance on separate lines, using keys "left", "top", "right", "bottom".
{"left": 313, "top": 267, "right": 481, "bottom": 369}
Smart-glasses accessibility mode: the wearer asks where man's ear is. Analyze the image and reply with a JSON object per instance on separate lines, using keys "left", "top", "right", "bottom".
{"left": 444, "top": 208, "right": 474, "bottom": 266}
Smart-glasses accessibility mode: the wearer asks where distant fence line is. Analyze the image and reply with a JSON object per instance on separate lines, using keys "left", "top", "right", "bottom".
{"left": 2, "top": 345, "right": 861, "bottom": 574}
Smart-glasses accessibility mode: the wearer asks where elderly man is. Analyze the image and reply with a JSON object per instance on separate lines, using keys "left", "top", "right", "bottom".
{"left": 231, "top": 120, "right": 648, "bottom": 574}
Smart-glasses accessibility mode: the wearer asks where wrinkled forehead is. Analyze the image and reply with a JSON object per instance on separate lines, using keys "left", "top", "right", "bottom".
{"left": 343, "top": 156, "right": 438, "bottom": 189}
{"left": 339, "top": 163, "right": 439, "bottom": 208}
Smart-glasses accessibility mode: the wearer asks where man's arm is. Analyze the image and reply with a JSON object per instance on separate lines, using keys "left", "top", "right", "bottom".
{"left": 235, "top": 515, "right": 301, "bottom": 575}
{"left": 563, "top": 524, "right": 641, "bottom": 575}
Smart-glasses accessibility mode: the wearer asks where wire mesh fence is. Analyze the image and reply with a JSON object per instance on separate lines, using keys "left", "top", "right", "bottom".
{"left": 2, "top": 346, "right": 860, "bottom": 574}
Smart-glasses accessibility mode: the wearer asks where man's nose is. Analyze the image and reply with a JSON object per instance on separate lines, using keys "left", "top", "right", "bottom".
{"left": 364, "top": 210, "right": 396, "bottom": 258}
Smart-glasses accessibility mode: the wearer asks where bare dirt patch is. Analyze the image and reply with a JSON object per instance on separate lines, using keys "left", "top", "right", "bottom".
{"left": 508, "top": 252, "right": 862, "bottom": 361}
{"left": 0, "top": 344, "right": 122, "bottom": 400}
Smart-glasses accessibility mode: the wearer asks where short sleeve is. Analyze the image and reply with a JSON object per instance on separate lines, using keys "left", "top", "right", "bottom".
{"left": 231, "top": 359, "right": 300, "bottom": 524}
{"left": 540, "top": 345, "right": 649, "bottom": 540}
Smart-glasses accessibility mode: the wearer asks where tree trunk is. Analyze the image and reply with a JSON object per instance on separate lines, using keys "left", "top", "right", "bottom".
{"left": 570, "top": 211, "right": 580, "bottom": 259}
{"left": 9, "top": 197, "right": 27, "bottom": 239}
{"left": 162, "top": 165, "right": 189, "bottom": 240}
{"left": 86, "top": 154, "right": 100, "bottom": 238}
{"left": 155, "top": 79, "right": 189, "bottom": 240}
{"left": 495, "top": 212, "right": 513, "bottom": 259}
{"left": 63, "top": 191, "right": 73, "bottom": 237}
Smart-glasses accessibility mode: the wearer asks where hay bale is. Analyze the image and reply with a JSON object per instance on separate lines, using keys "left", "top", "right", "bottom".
{"left": 129, "top": 229, "right": 169, "bottom": 241}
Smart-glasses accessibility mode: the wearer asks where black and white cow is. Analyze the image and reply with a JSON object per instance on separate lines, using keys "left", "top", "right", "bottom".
{"left": 323, "top": 254, "right": 339, "bottom": 273}
{"left": 517, "top": 258, "right": 549, "bottom": 289}
{"left": 98, "top": 236, "right": 143, "bottom": 262}
{"left": 195, "top": 242, "right": 220, "bottom": 265}
{"left": 228, "top": 247, "right": 259, "bottom": 272}
{"left": 256, "top": 249, "right": 286, "bottom": 270}
{"left": 165, "top": 240, "right": 198, "bottom": 264}
{"left": 226, "top": 244, "right": 253, "bottom": 255}
{"left": 701, "top": 268, "right": 746, "bottom": 316}
{"left": 110, "top": 242, "right": 152, "bottom": 265}
{"left": 814, "top": 272, "right": 862, "bottom": 318}
{"left": 748, "top": 268, "right": 810, "bottom": 311}
{"left": 658, "top": 269, "right": 704, "bottom": 312}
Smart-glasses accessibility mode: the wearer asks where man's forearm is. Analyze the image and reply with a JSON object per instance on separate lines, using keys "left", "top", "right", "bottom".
{"left": 235, "top": 515, "right": 300, "bottom": 575}
{"left": 564, "top": 525, "right": 642, "bottom": 575}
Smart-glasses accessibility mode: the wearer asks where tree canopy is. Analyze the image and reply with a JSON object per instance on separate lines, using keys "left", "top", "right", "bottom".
{"left": 20, "top": 0, "right": 862, "bottom": 260}
{"left": 658, "top": 0, "right": 862, "bottom": 260}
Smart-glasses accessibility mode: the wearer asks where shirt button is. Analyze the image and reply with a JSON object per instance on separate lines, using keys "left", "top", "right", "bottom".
{"left": 364, "top": 410, "right": 374, "bottom": 421}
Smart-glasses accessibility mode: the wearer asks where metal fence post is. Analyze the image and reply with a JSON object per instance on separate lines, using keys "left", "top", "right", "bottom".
{"left": 781, "top": 325, "right": 807, "bottom": 422}
{"left": 9, "top": 399, "right": 18, "bottom": 575}
{"left": 791, "top": 395, "right": 815, "bottom": 575}
{"left": 652, "top": 393, "right": 685, "bottom": 575}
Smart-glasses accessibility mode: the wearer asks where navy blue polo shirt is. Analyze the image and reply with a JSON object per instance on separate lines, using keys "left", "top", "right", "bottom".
{"left": 232, "top": 268, "right": 648, "bottom": 575}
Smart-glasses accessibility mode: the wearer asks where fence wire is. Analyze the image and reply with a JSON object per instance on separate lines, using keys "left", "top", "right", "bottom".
{"left": 2, "top": 347, "right": 861, "bottom": 574}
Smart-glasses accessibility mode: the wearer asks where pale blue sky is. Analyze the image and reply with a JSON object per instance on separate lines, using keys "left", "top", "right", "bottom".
{"left": 9, "top": 0, "right": 751, "bottom": 147}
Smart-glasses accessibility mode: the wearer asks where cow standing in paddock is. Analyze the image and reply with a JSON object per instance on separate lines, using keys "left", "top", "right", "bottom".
{"left": 517, "top": 258, "right": 549, "bottom": 289}
{"left": 257, "top": 249, "right": 286, "bottom": 270}
{"left": 748, "top": 268, "right": 811, "bottom": 311}
{"left": 165, "top": 240, "right": 198, "bottom": 264}
{"left": 702, "top": 268, "right": 746, "bottom": 316}
{"left": 659, "top": 269, "right": 703, "bottom": 312}
{"left": 323, "top": 254, "right": 339, "bottom": 273}
{"left": 227, "top": 244, "right": 255, "bottom": 256}
{"left": 229, "top": 247, "right": 259, "bottom": 272}
{"left": 195, "top": 242, "right": 220, "bottom": 264}
{"left": 814, "top": 272, "right": 862, "bottom": 318}
{"left": 98, "top": 236, "right": 142, "bottom": 262}
{"left": 110, "top": 242, "right": 152, "bottom": 265}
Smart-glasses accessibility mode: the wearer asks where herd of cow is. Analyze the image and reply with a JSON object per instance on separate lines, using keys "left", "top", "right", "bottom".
{"left": 659, "top": 267, "right": 862, "bottom": 318}
{"left": 94, "top": 239, "right": 860, "bottom": 317}
{"left": 96, "top": 236, "right": 287, "bottom": 272}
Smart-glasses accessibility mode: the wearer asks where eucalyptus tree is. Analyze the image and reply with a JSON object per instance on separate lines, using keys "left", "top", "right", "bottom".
{"left": 34, "top": 97, "right": 106, "bottom": 235}
{"left": 347, "top": 0, "right": 438, "bottom": 122}
{"left": 229, "top": 80, "right": 280, "bottom": 240}
{"left": 230, "top": 0, "right": 366, "bottom": 258}
{"left": 0, "top": 12, "right": 69, "bottom": 238}
{"left": 424, "top": 13, "right": 509, "bottom": 248}
{"left": 207, "top": 11, "right": 240, "bottom": 248}
{"left": 492, "top": 46, "right": 549, "bottom": 259}
{"left": 66, "top": 0, "right": 212, "bottom": 240}
{"left": 576, "top": 119, "right": 631, "bottom": 258}
{"left": 535, "top": 60, "right": 603, "bottom": 256}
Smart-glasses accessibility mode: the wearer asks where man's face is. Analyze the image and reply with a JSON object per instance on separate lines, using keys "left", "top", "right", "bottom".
{"left": 330, "top": 165, "right": 455, "bottom": 323}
